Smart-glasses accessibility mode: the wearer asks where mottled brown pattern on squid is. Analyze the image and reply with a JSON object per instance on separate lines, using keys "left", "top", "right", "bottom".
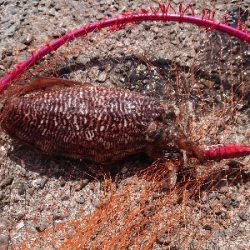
{"left": 1, "top": 85, "right": 171, "bottom": 164}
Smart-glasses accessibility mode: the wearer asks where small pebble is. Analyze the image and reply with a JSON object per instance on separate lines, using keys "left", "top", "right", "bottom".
{"left": 35, "top": 221, "right": 49, "bottom": 232}
{"left": 238, "top": 211, "right": 248, "bottom": 221}
{"left": 0, "top": 177, "right": 14, "bottom": 188}
{"left": 203, "top": 224, "right": 212, "bottom": 231}
{"left": 14, "top": 211, "right": 25, "bottom": 221}
{"left": 53, "top": 210, "right": 67, "bottom": 220}
{"left": 77, "top": 54, "right": 90, "bottom": 65}
{"left": 61, "top": 195, "right": 70, "bottom": 201}
{"left": 21, "top": 34, "right": 33, "bottom": 46}
{"left": 230, "top": 199, "right": 240, "bottom": 208}
{"left": 32, "top": 178, "right": 48, "bottom": 189}
{"left": 27, "top": 187, "right": 35, "bottom": 196}
{"left": 222, "top": 198, "right": 231, "bottom": 209}
{"left": 156, "top": 233, "right": 169, "bottom": 245}
{"left": 75, "top": 195, "right": 85, "bottom": 204}
{"left": 98, "top": 71, "right": 107, "bottom": 82}
{"left": 16, "top": 221, "right": 25, "bottom": 231}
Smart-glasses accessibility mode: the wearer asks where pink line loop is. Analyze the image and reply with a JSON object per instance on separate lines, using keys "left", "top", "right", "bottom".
{"left": 46, "top": 42, "right": 56, "bottom": 52}
{"left": 206, "top": 19, "right": 219, "bottom": 32}
{"left": 61, "top": 34, "right": 69, "bottom": 44}
{"left": 45, "top": 43, "right": 52, "bottom": 50}
{"left": 0, "top": 5, "right": 249, "bottom": 92}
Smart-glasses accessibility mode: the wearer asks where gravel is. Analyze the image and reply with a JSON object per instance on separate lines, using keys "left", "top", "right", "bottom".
{"left": 0, "top": 0, "right": 249, "bottom": 249}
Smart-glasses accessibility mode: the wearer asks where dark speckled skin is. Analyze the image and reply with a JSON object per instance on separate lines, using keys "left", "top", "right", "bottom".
{"left": 1, "top": 81, "right": 178, "bottom": 164}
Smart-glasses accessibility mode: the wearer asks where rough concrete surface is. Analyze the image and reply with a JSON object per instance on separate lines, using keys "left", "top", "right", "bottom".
{"left": 0, "top": 0, "right": 249, "bottom": 249}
